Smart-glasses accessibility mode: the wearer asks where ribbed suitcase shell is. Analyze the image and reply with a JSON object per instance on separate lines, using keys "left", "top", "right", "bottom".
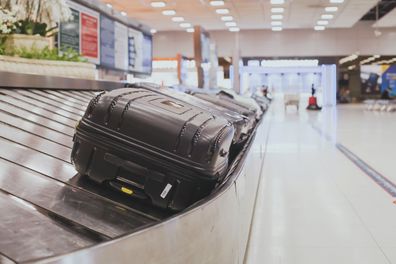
{"left": 217, "top": 90, "right": 263, "bottom": 119}
{"left": 72, "top": 88, "right": 235, "bottom": 211}
{"left": 127, "top": 83, "right": 250, "bottom": 144}
{"left": 192, "top": 92, "right": 257, "bottom": 134}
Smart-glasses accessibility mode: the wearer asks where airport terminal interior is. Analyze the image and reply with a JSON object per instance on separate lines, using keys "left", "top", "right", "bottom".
{"left": 0, "top": 0, "right": 396, "bottom": 263}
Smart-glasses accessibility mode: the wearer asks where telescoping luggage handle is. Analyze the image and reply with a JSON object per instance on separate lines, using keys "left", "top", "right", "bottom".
{"left": 103, "top": 152, "right": 175, "bottom": 201}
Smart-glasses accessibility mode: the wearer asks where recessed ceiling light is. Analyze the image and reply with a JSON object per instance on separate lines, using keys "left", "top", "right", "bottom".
{"left": 271, "top": 14, "right": 283, "bottom": 19}
{"left": 216, "top": 8, "right": 229, "bottom": 14}
{"left": 272, "top": 26, "right": 283, "bottom": 31}
{"left": 172, "top": 16, "right": 184, "bottom": 22}
{"left": 106, "top": 3, "right": 112, "bottom": 8}
{"left": 321, "top": 14, "right": 334, "bottom": 19}
{"left": 271, "top": 0, "right": 285, "bottom": 4}
{"left": 180, "top": 23, "right": 192, "bottom": 28}
{"left": 314, "top": 25, "right": 325, "bottom": 30}
{"left": 317, "top": 20, "right": 329, "bottom": 25}
{"left": 325, "top": 6, "right": 338, "bottom": 12}
{"left": 162, "top": 10, "right": 176, "bottom": 15}
{"left": 271, "top": 21, "right": 282, "bottom": 26}
{"left": 150, "top": 29, "right": 157, "bottom": 34}
{"left": 229, "top": 27, "right": 240, "bottom": 32}
{"left": 225, "top": 22, "right": 237, "bottom": 27}
{"left": 186, "top": 28, "right": 195, "bottom": 33}
{"left": 151, "top": 1, "right": 166, "bottom": 8}
{"left": 210, "top": 0, "right": 225, "bottom": 6}
{"left": 271, "top": 7, "right": 284, "bottom": 13}
{"left": 330, "top": 0, "right": 344, "bottom": 3}
{"left": 121, "top": 11, "right": 127, "bottom": 16}
{"left": 221, "top": 16, "right": 234, "bottom": 21}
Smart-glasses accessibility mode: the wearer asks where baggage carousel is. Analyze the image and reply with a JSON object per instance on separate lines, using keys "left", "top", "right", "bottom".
{"left": 0, "top": 72, "right": 271, "bottom": 264}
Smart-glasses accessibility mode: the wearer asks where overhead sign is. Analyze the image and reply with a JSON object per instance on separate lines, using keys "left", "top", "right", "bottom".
{"left": 59, "top": 8, "right": 80, "bottom": 52}
{"left": 81, "top": 12, "right": 99, "bottom": 61}
{"left": 60, "top": 0, "right": 100, "bottom": 64}
{"left": 142, "top": 34, "right": 153, "bottom": 74}
{"left": 100, "top": 15, "right": 115, "bottom": 68}
{"left": 114, "top": 22, "right": 128, "bottom": 70}
{"left": 128, "top": 28, "right": 143, "bottom": 72}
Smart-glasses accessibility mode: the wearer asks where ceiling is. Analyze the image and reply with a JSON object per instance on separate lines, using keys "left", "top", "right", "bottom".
{"left": 105, "top": 0, "right": 384, "bottom": 31}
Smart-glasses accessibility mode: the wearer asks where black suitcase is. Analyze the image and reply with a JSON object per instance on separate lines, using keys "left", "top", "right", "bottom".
{"left": 71, "top": 88, "right": 235, "bottom": 211}
{"left": 217, "top": 90, "right": 263, "bottom": 119}
{"left": 252, "top": 94, "right": 270, "bottom": 112}
{"left": 126, "top": 83, "right": 250, "bottom": 144}
{"left": 192, "top": 92, "right": 257, "bottom": 134}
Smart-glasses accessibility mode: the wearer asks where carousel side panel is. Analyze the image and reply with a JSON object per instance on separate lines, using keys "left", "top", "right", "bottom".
{"left": 40, "top": 117, "right": 270, "bottom": 264}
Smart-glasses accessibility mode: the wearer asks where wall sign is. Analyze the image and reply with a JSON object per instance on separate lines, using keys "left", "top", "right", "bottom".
{"left": 60, "top": 0, "right": 100, "bottom": 64}
{"left": 59, "top": 8, "right": 80, "bottom": 52}
{"left": 81, "top": 13, "right": 99, "bottom": 60}
{"left": 100, "top": 15, "right": 115, "bottom": 68}
{"left": 114, "top": 22, "right": 128, "bottom": 70}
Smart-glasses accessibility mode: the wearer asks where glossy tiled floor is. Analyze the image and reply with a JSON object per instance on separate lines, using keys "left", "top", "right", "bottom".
{"left": 245, "top": 96, "right": 396, "bottom": 264}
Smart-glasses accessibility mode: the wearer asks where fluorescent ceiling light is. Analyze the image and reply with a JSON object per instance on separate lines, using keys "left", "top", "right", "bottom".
{"left": 314, "top": 25, "right": 325, "bottom": 30}
{"left": 121, "top": 11, "right": 127, "bottom": 16}
{"left": 271, "top": 0, "right": 285, "bottom": 4}
{"left": 151, "top": 1, "right": 166, "bottom": 8}
{"left": 225, "top": 22, "right": 237, "bottom": 27}
{"left": 272, "top": 26, "right": 283, "bottom": 31}
{"left": 150, "top": 29, "right": 157, "bottom": 34}
{"left": 339, "top": 54, "right": 358, "bottom": 64}
{"left": 106, "top": 3, "right": 112, "bottom": 8}
{"left": 172, "top": 16, "right": 184, "bottom": 22}
{"left": 271, "top": 14, "right": 283, "bottom": 19}
{"left": 221, "top": 16, "right": 233, "bottom": 21}
{"left": 330, "top": 0, "right": 344, "bottom": 3}
{"left": 186, "top": 28, "right": 194, "bottom": 33}
{"left": 180, "top": 23, "right": 192, "bottom": 28}
{"left": 216, "top": 8, "right": 229, "bottom": 14}
{"left": 321, "top": 14, "right": 334, "bottom": 19}
{"left": 229, "top": 27, "right": 240, "bottom": 32}
{"left": 210, "top": 0, "right": 225, "bottom": 6}
{"left": 271, "top": 7, "right": 284, "bottom": 13}
{"left": 325, "top": 6, "right": 338, "bottom": 12}
{"left": 261, "top": 59, "right": 319, "bottom": 67}
{"left": 162, "top": 10, "right": 176, "bottom": 15}
{"left": 271, "top": 21, "right": 282, "bottom": 26}
{"left": 317, "top": 20, "right": 329, "bottom": 25}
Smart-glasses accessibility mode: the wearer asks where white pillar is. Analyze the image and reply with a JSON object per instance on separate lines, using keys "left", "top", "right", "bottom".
{"left": 232, "top": 33, "right": 241, "bottom": 94}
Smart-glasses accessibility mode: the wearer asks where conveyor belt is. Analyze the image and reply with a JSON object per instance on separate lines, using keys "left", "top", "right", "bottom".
{"left": 0, "top": 88, "right": 172, "bottom": 263}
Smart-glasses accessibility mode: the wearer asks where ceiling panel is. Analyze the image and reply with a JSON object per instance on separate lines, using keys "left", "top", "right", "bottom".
{"left": 372, "top": 7, "right": 396, "bottom": 27}
{"left": 104, "top": 0, "right": 382, "bottom": 31}
{"left": 331, "top": 0, "right": 380, "bottom": 27}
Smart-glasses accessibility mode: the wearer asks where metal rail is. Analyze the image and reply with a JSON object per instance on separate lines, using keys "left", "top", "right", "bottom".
{"left": 0, "top": 71, "right": 123, "bottom": 91}
{"left": 0, "top": 74, "right": 267, "bottom": 263}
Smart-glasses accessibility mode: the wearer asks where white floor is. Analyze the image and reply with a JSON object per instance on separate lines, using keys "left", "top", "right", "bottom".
{"left": 245, "top": 97, "right": 396, "bottom": 264}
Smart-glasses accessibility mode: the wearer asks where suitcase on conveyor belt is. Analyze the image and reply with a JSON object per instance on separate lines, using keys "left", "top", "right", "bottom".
{"left": 252, "top": 94, "right": 270, "bottom": 112}
{"left": 217, "top": 90, "right": 263, "bottom": 119}
{"left": 192, "top": 91, "right": 258, "bottom": 135}
{"left": 126, "top": 83, "right": 251, "bottom": 145}
{"left": 71, "top": 88, "right": 235, "bottom": 211}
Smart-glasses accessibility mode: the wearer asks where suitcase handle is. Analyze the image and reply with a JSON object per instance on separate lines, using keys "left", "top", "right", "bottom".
{"left": 104, "top": 153, "right": 166, "bottom": 183}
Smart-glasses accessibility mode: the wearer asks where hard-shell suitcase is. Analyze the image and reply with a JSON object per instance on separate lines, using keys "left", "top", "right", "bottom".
{"left": 126, "top": 83, "right": 250, "bottom": 144}
{"left": 217, "top": 90, "right": 263, "bottom": 119}
{"left": 192, "top": 92, "right": 257, "bottom": 134}
{"left": 252, "top": 94, "right": 270, "bottom": 112}
{"left": 71, "top": 88, "right": 235, "bottom": 211}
